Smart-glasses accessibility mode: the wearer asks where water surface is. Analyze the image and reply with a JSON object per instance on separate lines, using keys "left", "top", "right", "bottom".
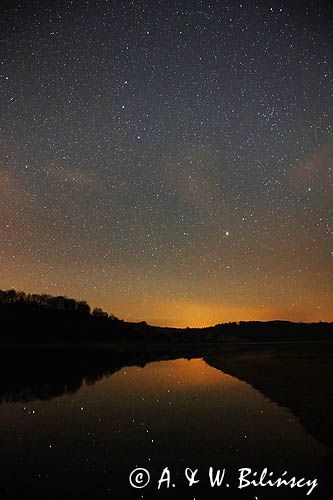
{"left": 0, "top": 356, "right": 330, "bottom": 499}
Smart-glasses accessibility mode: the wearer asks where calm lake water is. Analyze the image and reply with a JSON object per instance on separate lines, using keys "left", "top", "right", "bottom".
{"left": 0, "top": 356, "right": 331, "bottom": 499}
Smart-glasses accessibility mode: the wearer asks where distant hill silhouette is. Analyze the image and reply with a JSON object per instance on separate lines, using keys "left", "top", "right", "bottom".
{"left": 0, "top": 289, "right": 332, "bottom": 343}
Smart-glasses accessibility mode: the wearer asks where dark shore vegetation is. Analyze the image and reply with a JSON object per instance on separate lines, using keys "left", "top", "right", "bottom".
{"left": 0, "top": 289, "right": 332, "bottom": 344}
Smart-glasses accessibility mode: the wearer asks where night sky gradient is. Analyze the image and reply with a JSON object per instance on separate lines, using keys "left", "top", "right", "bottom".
{"left": 0, "top": 0, "right": 332, "bottom": 326}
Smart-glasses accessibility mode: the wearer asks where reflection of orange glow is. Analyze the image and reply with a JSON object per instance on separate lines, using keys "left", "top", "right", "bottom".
{"left": 104, "top": 359, "right": 236, "bottom": 391}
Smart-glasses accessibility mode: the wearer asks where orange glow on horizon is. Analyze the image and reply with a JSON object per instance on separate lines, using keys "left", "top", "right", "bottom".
{"left": 88, "top": 295, "right": 333, "bottom": 328}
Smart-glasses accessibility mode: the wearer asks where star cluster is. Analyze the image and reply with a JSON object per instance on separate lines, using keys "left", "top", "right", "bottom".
{"left": 0, "top": 0, "right": 332, "bottom": 326}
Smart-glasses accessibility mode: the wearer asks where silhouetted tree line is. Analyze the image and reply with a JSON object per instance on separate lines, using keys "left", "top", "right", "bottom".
{"left": 0, "top": 289, "right": 117, "bottom": 320}
{"left": 0, "top": 289, "right": 331, "bottom": 344}
{"left": 206, "top": 320, "right": 333, "bottom": 339}
{"left": 0, "top": 289, "right": 128, "bottom": 343}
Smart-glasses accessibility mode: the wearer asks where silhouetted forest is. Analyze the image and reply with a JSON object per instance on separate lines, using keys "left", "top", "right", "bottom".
{"left": 0, "top": 289, "right": 332, "bottom": 343}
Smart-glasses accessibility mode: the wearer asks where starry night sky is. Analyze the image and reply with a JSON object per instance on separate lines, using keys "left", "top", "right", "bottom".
{"left": 0, "top": 0, "right": 332, "bottom": 327}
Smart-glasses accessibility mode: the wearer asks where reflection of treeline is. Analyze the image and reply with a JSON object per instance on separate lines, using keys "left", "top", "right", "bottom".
{"left": 0, "top": 345, "right": 197, "bottom": 403}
